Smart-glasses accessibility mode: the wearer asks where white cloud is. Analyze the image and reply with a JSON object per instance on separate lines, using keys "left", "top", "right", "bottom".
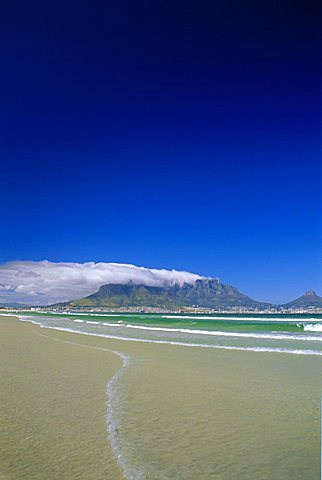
{"left": 0, "top": 260, "right": 208, "bottom": 305}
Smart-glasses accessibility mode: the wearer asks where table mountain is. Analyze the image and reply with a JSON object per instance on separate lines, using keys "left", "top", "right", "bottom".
{"left": 66, "top": 279, "right": 269, "bottom": 309}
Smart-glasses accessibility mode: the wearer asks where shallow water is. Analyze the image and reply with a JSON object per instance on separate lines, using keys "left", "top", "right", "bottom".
{"left": 114, "top": 345, "right": 321, "bottom": 479}
{"left": 10, "top": 312, "right": 322, "bottom": 479}
{"left": 14, "top": 310, "right": 322, "bottom": 356}
{"left": 0, "top": 317, "right": 124, "bottom": 480}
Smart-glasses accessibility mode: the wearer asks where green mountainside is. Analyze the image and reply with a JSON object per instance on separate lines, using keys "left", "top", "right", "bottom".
{"left": 65, "top": 279, "right": 269, "bottom": 309}
{"left": 282, "top": 290, "right": 322, "bottom": 309}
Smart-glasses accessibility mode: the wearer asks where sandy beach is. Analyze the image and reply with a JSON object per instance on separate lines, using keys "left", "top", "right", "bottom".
{"left": 0, "top": 316, "right": 124, "bottom": 480}
{"left": 1, "top": 314, "right": 321, "bottom": 479}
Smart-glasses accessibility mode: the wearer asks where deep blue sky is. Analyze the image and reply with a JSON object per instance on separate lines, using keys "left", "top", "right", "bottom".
{"left": 1, "top": 0, "right": 321, "bottom": 303}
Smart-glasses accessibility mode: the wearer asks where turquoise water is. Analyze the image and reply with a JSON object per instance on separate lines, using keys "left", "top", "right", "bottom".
{"left": 11, "top": 311, "right": 322, "bottom": 356}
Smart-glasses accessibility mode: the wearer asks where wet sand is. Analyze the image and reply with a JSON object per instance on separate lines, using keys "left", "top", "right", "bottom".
{"left": 0, "top": 316, "right": 124, "bottom": 480}
{"left": 1, "top": 315, "right": 321, "bottom": 479}
{"left": 113, "top": 339, "right": 322, "bottom": 479}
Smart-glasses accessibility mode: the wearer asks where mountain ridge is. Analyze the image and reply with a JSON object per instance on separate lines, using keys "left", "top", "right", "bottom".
{"left": 281, "top": 290, "right": 322, "bottom": 309}
{"left": 63, "top": 278, "right": 270, "bottom": 309}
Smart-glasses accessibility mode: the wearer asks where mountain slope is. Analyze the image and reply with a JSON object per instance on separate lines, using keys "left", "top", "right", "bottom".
{"left": 66, "top": 279, "right": 269, "bottom": 309}
{"left": 282, "top": 290, "right": 322, "bottom": 309}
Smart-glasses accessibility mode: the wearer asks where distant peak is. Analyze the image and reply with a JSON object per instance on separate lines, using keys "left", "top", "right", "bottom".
{"left": 304, "top": 289, "right": 317, "bottom": 296}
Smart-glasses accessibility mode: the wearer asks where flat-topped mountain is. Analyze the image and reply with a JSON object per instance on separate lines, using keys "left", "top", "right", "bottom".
{"left": 282, "top": 290, "right": 322, "bottom": 309}
{"left": 65, "top": 279, "right": 269, "bottom": 309}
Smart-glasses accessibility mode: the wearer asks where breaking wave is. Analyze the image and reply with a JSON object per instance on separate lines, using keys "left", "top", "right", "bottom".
{"left": 85, "top": 321, "right": 322, "bottom": 343}
{"left": 304, "top": 323, "right": 322, "bottom": 332}
{"left": 13, "top": 314, "right": 322, "bottom": 357}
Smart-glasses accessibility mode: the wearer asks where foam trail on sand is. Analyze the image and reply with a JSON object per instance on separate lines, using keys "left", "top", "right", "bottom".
{"left": 28, "top": 329, "right": 141, "bottom": 479}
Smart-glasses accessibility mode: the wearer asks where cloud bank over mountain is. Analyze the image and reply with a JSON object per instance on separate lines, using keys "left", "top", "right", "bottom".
{"left": 0, "top": 260, "right": 207, "bottom": 305}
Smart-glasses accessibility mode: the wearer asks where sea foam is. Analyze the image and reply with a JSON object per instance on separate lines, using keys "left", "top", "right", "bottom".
{"left": 13, "top": 314, "right": 322, "bottom": 357}
{"left": 162, "top": 315, "right": 320, "bottom": 322}
{"left": 304, "top": 323, "right": 322, "bottom": 332}
{"left": 78, "top": 320, "right": 322, "bottom": 343}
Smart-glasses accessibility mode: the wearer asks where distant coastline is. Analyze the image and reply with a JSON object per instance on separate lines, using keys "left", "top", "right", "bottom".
{"left": 2, "top": 305, "right": 322, "bottom": 315}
